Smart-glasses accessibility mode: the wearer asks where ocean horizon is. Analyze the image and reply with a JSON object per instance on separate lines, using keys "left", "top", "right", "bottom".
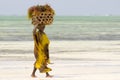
{"left": 0, "top": 16, "right": 120, "bottom": 41}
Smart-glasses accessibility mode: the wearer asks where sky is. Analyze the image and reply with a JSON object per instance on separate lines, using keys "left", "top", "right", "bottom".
{"left": 0, "top": 0, "right": 120, "bottom": 16}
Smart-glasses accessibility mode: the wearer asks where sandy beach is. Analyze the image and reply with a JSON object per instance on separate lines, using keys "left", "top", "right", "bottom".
{"left": 0, "top": 41, "right": 120, "bottom": 80}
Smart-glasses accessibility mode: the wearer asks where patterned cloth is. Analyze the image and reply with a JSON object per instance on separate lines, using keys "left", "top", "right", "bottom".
{"left": 33, "top": 31, "right": 51, "bottom": 73}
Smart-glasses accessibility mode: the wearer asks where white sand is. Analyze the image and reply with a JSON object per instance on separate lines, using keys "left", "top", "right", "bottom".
{"left": 0, "top": 41, "right": 120, "bottom": 80}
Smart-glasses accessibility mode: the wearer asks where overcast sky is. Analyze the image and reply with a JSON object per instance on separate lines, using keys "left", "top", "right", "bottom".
{"left": 0, "top": 0, "right": 120, "bottom": 16}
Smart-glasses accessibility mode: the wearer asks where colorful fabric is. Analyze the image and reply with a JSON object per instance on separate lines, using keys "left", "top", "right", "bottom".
{"left": 33, "top": 31, "right": 51, "bottom": 73}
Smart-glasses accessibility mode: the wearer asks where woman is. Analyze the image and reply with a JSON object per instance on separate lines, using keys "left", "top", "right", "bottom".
{"left": 31, "top": 24, "right": 53, "bottom": 78}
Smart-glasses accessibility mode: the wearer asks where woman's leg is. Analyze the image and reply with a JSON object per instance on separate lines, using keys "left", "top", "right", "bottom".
{"left": 31, "top": 67, "right": 37, "bottom": 77}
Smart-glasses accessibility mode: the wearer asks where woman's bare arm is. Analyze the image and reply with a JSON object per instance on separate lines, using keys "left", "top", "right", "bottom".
{"left": 33, "top": 26, "right": 38, "bottom": 59}
{"left": 45, "top": 44, "right": 49, "bottom": 59}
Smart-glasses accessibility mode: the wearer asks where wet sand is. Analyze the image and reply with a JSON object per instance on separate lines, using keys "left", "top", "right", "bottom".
{"left": 0, "top": 41, "right": 120, "bottom": 80}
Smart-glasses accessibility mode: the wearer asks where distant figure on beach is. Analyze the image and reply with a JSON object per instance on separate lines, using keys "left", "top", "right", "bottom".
{"left": 28, "top": 4, "right": 55, "bottom": 78}
{"left": 31, "top": 24, "right": 52, "bottom": 77}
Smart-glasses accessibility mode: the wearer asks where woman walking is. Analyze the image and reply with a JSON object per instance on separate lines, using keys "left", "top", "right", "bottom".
{"left": 31, "top": 24, "right": 52, "bottom": 77}
{"left": 28, "top": 4, "right": 55, "bottom": 78}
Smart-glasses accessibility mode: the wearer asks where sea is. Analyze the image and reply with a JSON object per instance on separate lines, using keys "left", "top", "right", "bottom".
{"left": 0, "top": 16, "right": 120, "bottom": 41}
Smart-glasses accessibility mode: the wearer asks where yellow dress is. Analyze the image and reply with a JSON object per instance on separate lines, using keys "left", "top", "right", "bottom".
{"left": 33, "top": 31, "right": 51, "bottom": 73}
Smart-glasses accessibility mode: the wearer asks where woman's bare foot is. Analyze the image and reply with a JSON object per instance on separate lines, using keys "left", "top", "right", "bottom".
{"left": 31, "top": 74, "right": 37, "bottom": 78}
{"left": 46, "top": 75, "right": 53, "bottom": 78}
{"left": 46, "top": 72, "right": 53, "bottom": 78}
{"left": 31, "top": 67, "right": 37, "bottom": 78}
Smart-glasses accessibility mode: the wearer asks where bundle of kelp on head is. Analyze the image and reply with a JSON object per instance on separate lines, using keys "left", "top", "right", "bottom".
{"left": 28, "top": 4, "right": 55, "bottom": 25}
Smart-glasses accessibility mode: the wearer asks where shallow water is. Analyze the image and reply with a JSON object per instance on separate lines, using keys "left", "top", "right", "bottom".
{"left": 0, "top": 16, "right": 120, "bottom": 41}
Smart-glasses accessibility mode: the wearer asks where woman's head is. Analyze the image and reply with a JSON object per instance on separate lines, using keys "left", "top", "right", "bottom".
{"left": 37, "top": 24, "right": 45, "bottom": 32}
